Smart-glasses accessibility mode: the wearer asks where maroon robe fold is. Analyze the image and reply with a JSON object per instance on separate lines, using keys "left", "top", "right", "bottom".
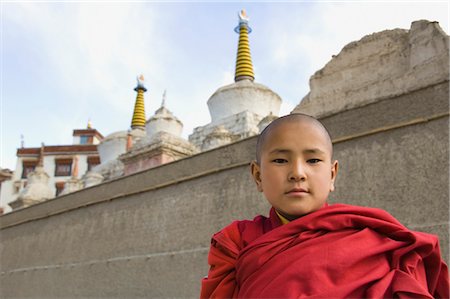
{"left": 201, "top": 204, "right": 449, "bottom": 298}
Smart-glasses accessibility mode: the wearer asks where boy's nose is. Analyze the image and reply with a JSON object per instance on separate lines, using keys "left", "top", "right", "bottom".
{"left": 289, "top": 162, "right": 306, "bottom": 181}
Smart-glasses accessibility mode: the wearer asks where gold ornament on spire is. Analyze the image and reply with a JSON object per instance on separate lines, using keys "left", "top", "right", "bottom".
{"left": 234, "top": 9, "right": 254, "bottom": 82}
{"left": 131, "top": 74, "right": 147, "bottom": 129}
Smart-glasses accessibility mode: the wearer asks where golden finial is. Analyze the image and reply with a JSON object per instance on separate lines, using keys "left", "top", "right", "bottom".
{"left": 135, "top": 74, "right": 147, "bottom": 92}
{"left": 239, "top": 9, "right": 248, "bottom": 21}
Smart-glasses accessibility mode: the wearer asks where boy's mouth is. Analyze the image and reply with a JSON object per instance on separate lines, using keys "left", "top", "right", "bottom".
{"left": 285, "top": 187, "right": 308, "bottom": 195}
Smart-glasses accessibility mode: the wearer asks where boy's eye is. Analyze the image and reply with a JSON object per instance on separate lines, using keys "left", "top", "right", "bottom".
{"left": 307, "top": 158, "right": 322, "bottom": 164}
{"left": 272, "top": 158, "right": 288, "bottom": 164}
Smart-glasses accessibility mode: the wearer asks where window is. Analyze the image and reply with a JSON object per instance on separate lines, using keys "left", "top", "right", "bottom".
{"left": 80, "top": 136, "right": 89, "bottom": 144}
{"left": 79, "top": 135, "right": 93, "bottom": 145}
{"left": 87, "top": 156, "right": 100, "bottom": 171}
{"left": 22, "top": 161, "right": 37, "bottom": 178}
{"left": 55, "top": 182, "right": 65, "bottom": 196}
{"left": 13, "top": 181, "right": 21, "bottom": 193}
{"left": 55, "top": 158, "right": 72, "bottom": 176}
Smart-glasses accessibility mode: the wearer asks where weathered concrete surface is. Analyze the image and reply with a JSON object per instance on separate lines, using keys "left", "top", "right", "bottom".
{"left": 293, "top": 20, "right": 449, "bottom": 118}
{"left": 1, "top": 79, "right": 448, "bottom": 297}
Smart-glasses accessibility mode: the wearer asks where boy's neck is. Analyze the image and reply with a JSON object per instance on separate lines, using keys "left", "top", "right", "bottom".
{"left": 275, "top": 202, "right": 330, "bottom": 224}
{"left": 275, "top": 210, "right": 291, "bottom": 225}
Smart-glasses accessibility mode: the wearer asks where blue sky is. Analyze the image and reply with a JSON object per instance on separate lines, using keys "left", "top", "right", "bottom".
{"left": 1, "top": 1, "right": 448, "bottom": 170}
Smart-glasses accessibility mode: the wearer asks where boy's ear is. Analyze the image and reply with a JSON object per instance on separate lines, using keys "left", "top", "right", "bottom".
{"left": 330, "top": 160, "right": 339, "bottom": 192}
{"left": 250, "top": 161, "right": 263, "bottom": 192}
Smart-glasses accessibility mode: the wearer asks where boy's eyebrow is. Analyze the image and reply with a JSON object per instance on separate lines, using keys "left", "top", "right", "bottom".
{"left": 268, "top": 148, "right": 291, "bottom": 155}
{"left": 303, "top": 148, "right": 327, "bottom": 155}
{"left": 268, "top": 148, "right": 327, "bottom": 155}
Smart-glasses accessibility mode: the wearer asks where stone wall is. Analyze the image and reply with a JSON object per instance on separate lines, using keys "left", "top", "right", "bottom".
{"left": 1, "top": 79, "right": 448, "bottom": 297}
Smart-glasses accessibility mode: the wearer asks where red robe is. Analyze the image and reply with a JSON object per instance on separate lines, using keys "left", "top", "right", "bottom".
{"left": 201, "top": 204, "right": 449, "bottom": 298}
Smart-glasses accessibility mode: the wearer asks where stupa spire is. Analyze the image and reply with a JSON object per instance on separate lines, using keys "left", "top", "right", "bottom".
{"left": 161, "top": 89, "right": 167, "bottom": 108}
{"left": 131, "top": 74, "right": 147, "bottom": 129}
{"left": 234, "top": 9, "right": 254, "bottom": 82}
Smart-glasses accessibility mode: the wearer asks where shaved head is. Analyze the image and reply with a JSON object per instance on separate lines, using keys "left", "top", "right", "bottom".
{"left": 256, "top": 113, "right": 333, "bottom": 164}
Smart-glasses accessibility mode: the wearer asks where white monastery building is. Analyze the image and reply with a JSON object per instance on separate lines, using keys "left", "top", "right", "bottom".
{"left": 0, "top": 126, "right": 103, "bottom": 211}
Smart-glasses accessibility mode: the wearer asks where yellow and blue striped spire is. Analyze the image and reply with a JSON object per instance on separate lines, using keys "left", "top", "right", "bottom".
{"left": 131, "top": 74, "right": 147, "bottom": 129}
{"left": 234, "top": 9, "right": 255, "bottom": 82}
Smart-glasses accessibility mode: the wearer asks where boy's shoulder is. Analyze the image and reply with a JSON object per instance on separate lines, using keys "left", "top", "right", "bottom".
{"left": 212, "top": 209, "right": 281, "bottom": 253}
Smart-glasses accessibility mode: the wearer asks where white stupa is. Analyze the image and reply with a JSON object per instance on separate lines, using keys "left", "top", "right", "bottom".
{"left": 120, "top": 91, "right": 197, "bottom": 174}
{"left": 90, "top": 75, "right": 148, "bottom": 181}
{"left": 189, "top": 10, "right": 281, "bottom": 151}
{"left": 9, "top": 145, "right": 53, "bottom": 209}
{"left": 146, "top": 90, "right": 183, "bottom": 138}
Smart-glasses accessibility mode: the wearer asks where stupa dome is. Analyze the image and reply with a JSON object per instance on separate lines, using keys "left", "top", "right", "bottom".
{"left": 146, "top": 95, "right": 183, "bottom": 138}
{"left": 207, "top": 79, "right": 282, "bottom": 124}
{"left": 98, "top": 129, "right": 145, "bottom": 164}
{"left": 97, "top": 131, "right": 127, "bottom": 164}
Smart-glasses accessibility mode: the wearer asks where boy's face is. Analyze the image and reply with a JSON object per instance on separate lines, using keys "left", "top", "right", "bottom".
{"left": 251, "top": 120, "right": 338, "bottom": 220}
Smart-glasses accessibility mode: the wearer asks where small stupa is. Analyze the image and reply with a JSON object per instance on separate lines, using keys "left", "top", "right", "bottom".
{"left": 146, "top": 90, "right": 183, "bottom": 138}
{"left": 10, "top": 145, "right": 53, "bottom": 209}
{"left": 93, "top": 75, "right": 148, "bottom": 181}
{"left": 120, "top": 91, "right": 197, "bottom": 174}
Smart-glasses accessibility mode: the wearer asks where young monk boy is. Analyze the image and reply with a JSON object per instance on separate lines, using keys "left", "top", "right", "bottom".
{"left": 200, "top": 113, "right": 449, "bottom": 298}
